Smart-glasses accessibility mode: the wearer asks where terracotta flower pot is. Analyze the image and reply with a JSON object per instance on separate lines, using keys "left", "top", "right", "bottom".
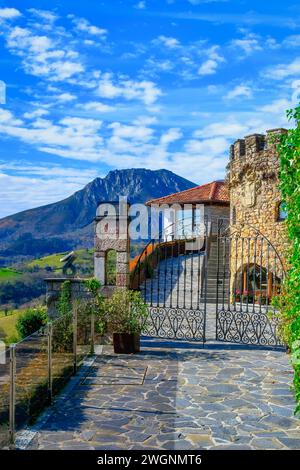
{"left": 113, "top": 333, "right": 140, "bottom": 354}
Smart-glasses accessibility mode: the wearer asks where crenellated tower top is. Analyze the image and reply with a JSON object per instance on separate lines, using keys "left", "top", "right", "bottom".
{"left": 229, "top": 128, "right": 287, "bottom": 160}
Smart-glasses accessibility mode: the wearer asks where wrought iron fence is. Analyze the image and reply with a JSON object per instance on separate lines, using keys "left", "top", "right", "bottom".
{"left": 131, "top": 217, "right": 211, "bottom": 342}
{"left": 215, "top": 222, "right": 285, "bottom": 346}
{"left": 0, "top": 310, "right": 95, "bottom": 449}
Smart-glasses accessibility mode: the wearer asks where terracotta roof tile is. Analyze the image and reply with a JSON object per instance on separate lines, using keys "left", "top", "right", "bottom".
{"left": 146, "top": 181, "right": 229, "bottom": 205}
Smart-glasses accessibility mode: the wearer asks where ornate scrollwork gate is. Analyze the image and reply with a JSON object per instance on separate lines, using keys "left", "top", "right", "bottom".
{"left": 131, "top": 218, "right": 285, "bottom": 347}
{"left": 131, "top": 219, "right": 209, "bottom": 342}
{"left": 215, "top": 221, "right": 285, "bottom": 347}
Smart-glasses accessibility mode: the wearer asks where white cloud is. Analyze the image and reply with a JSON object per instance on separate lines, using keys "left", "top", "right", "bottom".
{"left": 6, "top": 26, "right": 85, "bottom": 82}
{"left": 198, "top": 46, "right": 225, "bottom": 76}
{"left": 56, "top": 92, "right": 77, "bottom": 102}
{"left": 283, "top": 35, "right": 300, "bottom": 48}
{"left": 133, "top": 116, "right": 157, "bottom": 126}
{"left": 231, "top": 34, "right": 262, "bottom": 55}
{"left": 198, "top": 59, "right": 218, "bottom": 76}
{"left": 134, "top": 1, "right": 146, "bottom": 9}
{"left": 155, "top": 35, "right": 181, "bottom": 48}
{"left": 0, "top": 8, "right": 21, "bottom": 19}
{"left": 260, "top": 98, "right": 291, "bottom": 114}
{"left": 28, "top": 8, "right": 58, "bottom": 23}
{"left": 0, "top": 165, "right": 98, "bottom": 218}
{"left": 108, "top": 122, "right": 154, "bottom": 142}
{"left": 148, "top": 59, "right": 174, "bottom": 72}
{"left": 225, "top": 84, "right": 252, "bottom": 100}
{"left": 23, "top": 108, "right": 49, "bottom": 119}
{"left": 264, "top": 58, "right": 300, "bottom": 80}
{"left": 185, "top": 136, "right": 229, "bottom": 155}
{"left": 97, "top": 73, "right": 162, "bottom": 105}
{"left": 83, "top": 102, "right": 115, "bottom": 113}
{"left": 0, "top": 110, "right": 104, "bottom": 162}
{"left": 194, "top": 121, "right": 248, "bottom": 139}
{"left": 160, "top": 128, "right": 182, "bottom": 146}
{"left": 291, "top": 79, "right": 300, "bottom": 103}
{"left": 71, "top": 17, "right": 107, "bottom": 36}
{"left": 0, "top": 108, "right": 23, "bottom": 126}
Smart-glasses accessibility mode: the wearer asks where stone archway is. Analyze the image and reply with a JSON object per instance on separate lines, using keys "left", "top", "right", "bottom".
{"left": 94, "top": 199, "right": 130, "bottom": 293}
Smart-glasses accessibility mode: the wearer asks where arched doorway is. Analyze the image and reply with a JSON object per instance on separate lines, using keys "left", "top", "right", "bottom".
{"left": 233, "top": 264, "right": 281, "bottom": 305}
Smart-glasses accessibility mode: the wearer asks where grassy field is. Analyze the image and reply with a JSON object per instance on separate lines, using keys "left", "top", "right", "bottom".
{"left": 0, "top": 310, "right": 23, "bottom": 344}
{"left": 27, "top": 248, "right": 94, "bottom": 269}
{"left": 0, "top": 268, "right": 22, "bottom": 283}
{"left": 27, "top": 248, "right": 94, "bottom": 272}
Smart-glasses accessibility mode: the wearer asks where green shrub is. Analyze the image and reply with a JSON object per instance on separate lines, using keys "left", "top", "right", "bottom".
{"left": 57, "top": 280, "right": 72, "bottom": 317}
{"left": 107, "top": 289, "right": 148, "bottom": 334}
{"left": 16, "top": 307, "right": 48, "bottom": 339}
{"left": 276, "top": 104, "right": 300, "bottom": 415}
{"left": 84, "top": 278, "right": 106, "bottom": 336}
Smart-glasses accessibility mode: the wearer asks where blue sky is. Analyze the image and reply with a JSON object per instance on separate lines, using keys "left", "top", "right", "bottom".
{"left": 0, "top": 0, "right": 299, "bottom": 217}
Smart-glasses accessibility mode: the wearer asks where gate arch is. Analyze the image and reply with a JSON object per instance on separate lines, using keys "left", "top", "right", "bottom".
{"left": 215, "top": 221, "right": 286, "bottom": 347}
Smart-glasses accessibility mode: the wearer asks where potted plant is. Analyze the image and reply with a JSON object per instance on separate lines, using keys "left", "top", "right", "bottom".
{"left": 107, "top": 289, "right": 148, "bottom": 354}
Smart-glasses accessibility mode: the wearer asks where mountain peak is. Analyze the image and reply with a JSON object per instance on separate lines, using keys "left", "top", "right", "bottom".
{"left": 0, "top": 168, "right": 196, "bottom": 261}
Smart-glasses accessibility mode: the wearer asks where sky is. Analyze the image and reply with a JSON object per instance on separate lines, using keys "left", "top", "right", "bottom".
{"left": 0, "top": 0, "right": 299, "bottom": 218}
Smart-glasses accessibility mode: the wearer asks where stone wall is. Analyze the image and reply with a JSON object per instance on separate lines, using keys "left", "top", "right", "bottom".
{"left": 45, "top": 278, "right": 91, "bottom": 319}
{"left": 45, "top": 278, "right": 119, "bottom": 318}
{"left": 227, "top": 129, "right": 289, "bottom": 299}
{"left": 228, "top": 129, "right": 289, "bottom": 258}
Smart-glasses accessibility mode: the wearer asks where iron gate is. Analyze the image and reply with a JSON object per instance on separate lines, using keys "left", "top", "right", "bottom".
{"left": 215, "top": 222, "right": 285, "bottom": 347}
{"left": 131, "top": 218, "right": 285, "bottom": 347}
{"left": 131, "top": 219, "right": 210, "bottom": 342}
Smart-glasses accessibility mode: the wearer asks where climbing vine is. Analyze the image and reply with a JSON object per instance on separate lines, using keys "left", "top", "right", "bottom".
{"left": 53, "top": 280, "right": 73, "bottom": 352}
{"left": 276, "top": 104, "right": 300, "bottom": 415}
{"left": 57, "top": 280, "right": 72, "bottom": 316}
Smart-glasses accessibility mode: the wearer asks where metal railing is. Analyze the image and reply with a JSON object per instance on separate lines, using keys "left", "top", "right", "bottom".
{"left": 0, "top": 310, "right": 95, "bottom": 449}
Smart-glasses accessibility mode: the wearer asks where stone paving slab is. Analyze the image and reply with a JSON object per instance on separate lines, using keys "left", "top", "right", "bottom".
{"left": 25, "top": 338, "right": 299, "bottom": 450}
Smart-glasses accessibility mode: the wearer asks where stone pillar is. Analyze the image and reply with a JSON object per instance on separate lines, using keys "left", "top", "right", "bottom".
{"left": 94, "top": 198, "right": 130, "bottom": 293}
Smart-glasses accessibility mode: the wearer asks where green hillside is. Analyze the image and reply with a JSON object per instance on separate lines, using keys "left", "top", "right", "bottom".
{"left": 0, "top": 268, "right": 22, "bottom": 283}
{"left": 0, "top": 309, "right": 24, "bottom": 343}
{"left": 27, "top": 248, "right": 94, "bottom": 273}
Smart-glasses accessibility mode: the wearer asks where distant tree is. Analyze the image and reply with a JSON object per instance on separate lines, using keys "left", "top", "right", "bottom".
{"left": 16, "top": 307, "right": 48, "bottom": 339}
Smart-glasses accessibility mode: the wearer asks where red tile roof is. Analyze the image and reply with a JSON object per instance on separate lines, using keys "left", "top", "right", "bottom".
{"left": 146, "top": 181, "right": 229, "bottom": 206}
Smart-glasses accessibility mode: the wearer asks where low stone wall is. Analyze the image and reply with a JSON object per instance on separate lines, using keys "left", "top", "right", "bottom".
{"left": 45, "top": 278, "right": 90, "bottom": 319}
{"left": 45, "top": 278, "right": 119, "bottom": 318}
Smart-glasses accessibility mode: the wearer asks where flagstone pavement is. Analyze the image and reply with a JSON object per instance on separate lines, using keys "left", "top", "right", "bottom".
{"left": 24, "top": 338, "right": 300, "bottom": 450}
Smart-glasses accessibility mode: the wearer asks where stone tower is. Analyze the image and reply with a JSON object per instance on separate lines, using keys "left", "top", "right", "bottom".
{"left": 227, "top": 129, "right": 289, "bottom": 260}
{"left": 226, "top": 129, "right": 289, "bottom": 302}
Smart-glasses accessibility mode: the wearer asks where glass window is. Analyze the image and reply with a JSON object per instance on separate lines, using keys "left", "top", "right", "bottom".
{"left": 278, "top": 202, "right": 288, "bottom": 221}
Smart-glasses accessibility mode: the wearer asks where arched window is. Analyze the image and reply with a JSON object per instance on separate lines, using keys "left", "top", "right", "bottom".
{"left": 277, "top": 202, "right": 288, "bottom": 221}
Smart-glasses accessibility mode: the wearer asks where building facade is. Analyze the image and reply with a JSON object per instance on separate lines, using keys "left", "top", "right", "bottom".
{"left": 146, "top": 181, "right": 230, "bottom": 239}
{"left": 227, "top": 128, "right": 289, "bottom": 302}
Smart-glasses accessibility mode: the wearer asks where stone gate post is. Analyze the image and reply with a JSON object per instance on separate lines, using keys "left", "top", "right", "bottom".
{"left": 94, "top": 198, "right": 130, "bottom": 294}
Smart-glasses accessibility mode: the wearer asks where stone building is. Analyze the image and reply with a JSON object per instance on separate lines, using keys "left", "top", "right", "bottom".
{"left": 227, "top": 128, "right": 289, "bottom": 301}
{"left": 146, "top": 181, "right": 230, "bottom": 237}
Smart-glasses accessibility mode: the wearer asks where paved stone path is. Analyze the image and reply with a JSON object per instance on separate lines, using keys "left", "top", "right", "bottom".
{"left": 26, "top": 339, "right": 300, "bottom": 450}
